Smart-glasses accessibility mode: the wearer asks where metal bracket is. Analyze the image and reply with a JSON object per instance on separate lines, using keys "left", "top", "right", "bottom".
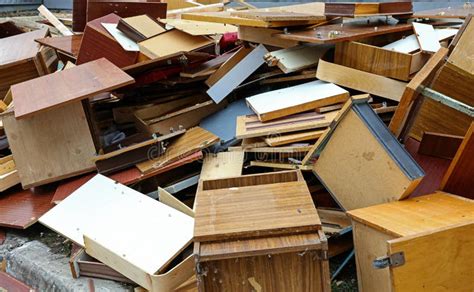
{"left": 373, "top": 252, "right": 405, "bottom": 269}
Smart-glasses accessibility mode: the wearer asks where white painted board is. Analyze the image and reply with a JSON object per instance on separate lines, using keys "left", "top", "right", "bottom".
{"left": 412, "top": 22, "right": 441, "bottom": 53}
{"left": 207, "top": 44, "right": 268, "bottom": 104}
{"left": 39, "top": 174, "right": 193, "bottom": 275}
{"left": 102, "top": 23, "right": 140, "bottom": 52}
{"left": 246, "top": 80, "right": 348, "bottom": 115}
{"left": 383, "top": 28, "right": 458, "bottom": 54}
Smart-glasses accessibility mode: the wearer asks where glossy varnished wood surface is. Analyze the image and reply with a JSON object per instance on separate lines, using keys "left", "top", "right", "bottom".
{"left": 194, "top": 170, "right": 321, "bottom": 242}
{"left": 0, "top": 187, "right": 54, "bottom": 229}
{"left": 35, "top": 34, "right": 83, "bottom": 57}
{"left": 12, "top": 58, "right": 134, "bottom": 119}
{"left": 0, "top": 28, "right": 47, "bottom": 68}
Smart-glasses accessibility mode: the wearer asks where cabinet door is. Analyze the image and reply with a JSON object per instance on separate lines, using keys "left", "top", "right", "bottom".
{"left": 388, "top": 222, "right": 474, "bottom": 292}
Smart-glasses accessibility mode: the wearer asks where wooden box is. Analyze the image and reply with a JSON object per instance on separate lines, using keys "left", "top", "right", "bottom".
{"left": 194, "top": 170, "right": 330, "bottom": 291}
{"left": 347, "top": 192, "right": 474, "bottom": 292}
{"left": 335, "top": 40, "right": 429, "bottom": 81}
{"left": 304, "top": 97, "right": 424, "bottom": 210}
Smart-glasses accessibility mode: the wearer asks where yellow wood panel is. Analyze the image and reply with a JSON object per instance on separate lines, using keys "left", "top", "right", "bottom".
{"left": 200, "top": 152, "right": 244, "bottom": 181}
{"left": 447, "top": 17, "right": 474, "bottom": 76}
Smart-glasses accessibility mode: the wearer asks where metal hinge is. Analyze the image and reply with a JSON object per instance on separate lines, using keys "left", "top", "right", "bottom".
{"left": 372, "top": 252, "right": 405, "bottom": 269}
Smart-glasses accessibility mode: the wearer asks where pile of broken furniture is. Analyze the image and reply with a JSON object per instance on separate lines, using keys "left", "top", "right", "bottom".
{"left": 0, "top": 1, "right": 473, "bottom": 291}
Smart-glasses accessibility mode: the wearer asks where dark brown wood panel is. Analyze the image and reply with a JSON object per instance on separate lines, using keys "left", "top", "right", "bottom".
{"left": 418, "top": 132, "right": 463, "bottom": 159}
{"left": 0, "top": 272, "right": 34, "bottom": 292}
{"left": 35, "top": 35, "right": 83, "bottom": 58}
{"left": 86, "top": 0, "right": 167, "bottom": 22}
{"left": 73, "top": 0, "right": 88, "bottom": 32}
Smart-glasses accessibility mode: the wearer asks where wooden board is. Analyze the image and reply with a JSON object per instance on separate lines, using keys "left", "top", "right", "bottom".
{"left": 0, "top": 187, "right": 54, "bottom": 229}
{"left": 316, "top": 59, "right": 406, "bottom": 101}
{"left": 440, "top": 122, "right": 474, "bottom": 199}
{"left": 101, "top": 23, "right": 140, "bottom": 52}
{"left": 0, "top": 271, "right": 34, "bottom": 292}
{"left": 265, "top": 44, "right": 329, "bottom": 73}
{"left": 388, "top": 222, "right": 474, "bottom": 292}
{"left": 38, "top": 5, "right": 73, "bottom": 36}
{"left": 0, "top": 170, "right": 20, "bottom": 192}
{"left": 325, "top": 2, "right": 378, "bottom": 17}
{"left": 73, "top": 0, "right": 87, "bottom": 31}
{"left": 181, "top": 52, "right": 232, "bottom": 78}
{"left": 194, "top": 170, "right": 321, "bottom": 242}
{"left": 238, "top": 26, "right": 299, "bottom": 49}
{"left": 119, "top": 15, "right": 166, "bottom": 42}
{"left": 246, "top": 80, "right": 349, "bottom": 122}
{"left": 418, "top": 132, "right": 463, "bottom": 159}
{"left": 139, "top": 29, "right": 212, "bottom": 59}
{"left": 412, "top": 22, "right": 441, "bottom": 54}
{"left": 230, "top": 11, "right": 322, "bottom": 21}
{"left": 11, "top": 58, "right": 134, "bottom": 119}
{"left": 236, "top": 111, "right": 338, "bottom": 139}
{"left": 207, "top": 44, "right": 268, "bottom": 104}
{"left": 276, "top": 21, "right": 412, "bottom": 44}
{"left": 86, "top": 1, "right": 167, "bottom": 23}
{"left": 447, "top": 16, "right": 474, "bottom": 76}
{"left": 160, "top": 19, "right": 237, "bottom": 36}
{"left": 382, "top": 29, "right": 458, "bottom": 54}
{"left": 35, "top": 35, "right": 83, "bottom": 58}
{"left": 264, "top": 130, "right": 324, "bottom": 147}
{"left": 348, "top": 192, "right": 474, "bottom": 237}
{"left": 0, "top": 28, "right": 47, "bottom": 69}
{"left": 2, "top": 102, "right": 96, "bottom": 188}
{"left": 205, "top": 46, "right": 252, "bottom": 87}
{"left": 136, "top": 127, "right": 219, "bottom": 173}
{"left": 200, "top": 152, "right": 244, "bottom": 181}
{"left": 413, "top": 6, "right": 474, "bottom": 19}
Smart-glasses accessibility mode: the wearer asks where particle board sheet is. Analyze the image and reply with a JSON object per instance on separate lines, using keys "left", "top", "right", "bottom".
{"left": 86, "top": 1, "right": 167, "bottom": 22}
{"left": 418, "top": 132, "right": 463, "bottom": 159}
{"left": 160, "top": 19, "right": 237, "bottom": 36}
{"left": 347, "top": 192, "right": 474, "bottom": 237}
{"left": 0, "top": 271, "right": 34, "bottom": 292}
{"left": 200, "top": 152, "right": 244, "bottom": 180}
{"left": 119, "top": 15, "right": 166, "bottom": 42}
{"left": 207, "top": 44, "right": 268, "bottom": 104}
{"left": 246, "top": 80, "right": 349, "bottom": 122}
{"left": 313, "top": 101, "right": 424, "bottom": 211}
{"left": 440, "top": 123, "right": 474, "bottom": 199}
{"left": 2, "top": 102, "right": 97, "bottom": 188}
{"left": 316, "top": 59, "right": 406, "bottom": 101}
{"left": 447, "top": 17, "right": 474, "bottom": 76}
{"left": 265, "top": 44, "right": 330, "bottom": 73}
{"left": 413, "top": 6, "right": 474, "bottom": 19}
{"left": 194, "top": 170, "right": 321, "bottom": 242}
{"left": 35, "top": 34, "right": 83, "bottom": 58}
{"left": 139, "top": 29, "right": 212, "bottom": 59}
{"left": 0, "top": 187, "right": 54, "bottom": 229}
{"left": 412, "top": 22, "right": 441, "bottom": 54}
{"left": 137, "top": 127, "right": 219, "bottom": 174}
{"left": 276, "top": 21, "right": 412, "bottom": 44}
{"left": 11, "top": 58, "right": 134, "bottom": 119}
{"left": 0, "top": 28, "right": 48, "bottom": 68}
{"left": 236, "top": 110, "right": 338, "bottom": 139}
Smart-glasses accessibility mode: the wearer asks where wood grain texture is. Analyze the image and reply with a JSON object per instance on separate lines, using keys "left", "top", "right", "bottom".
{"left": 0, "top": 28, "right": 47, "bottom": 68}
{"left": 440, "top": 122, "right": 474, "bottom": 199}
{"left": 317, "top": 59, "right": 406, "bottom": 101}
{"left": 276, "top": 21, "right": 412, "bottom": 44}
{"left": 447, "top": 14, "right": 474, "bottom": 76}
{"left": 73, "top": 0, "right": 87, "bottom": 32}
{"left": 200, "top": 152, "right": 244, "bottom": 181}
{"left": 0, "top": 271, "right": 34, "bottom": 292}
{"left": 160, "top": 19, "right": 237, "bottom": 36}
{"left": 265, "top": 44, "right": 329, "bottom": 73}
{"left": 0, "top": 61, "right": 39, "bottom": 100}
{"left": 3, "top": 102, "right": 96, "bottom": 188}
{"left": 118, "top": 15, "right": 166, "bottom": 42}
{"left": 12, "top": 58, "right": 134, "bottom": 119}
{"left": 388, "top": 222, "right": 474, "bottom": 292}
{"left": 86, "top": 1, "right": 167, "bottom": 22}
{"left": 136, "top": 127, "right": 219, "bottom": 173}
{"left": 230, "top": 11, "right": 322, "bottom": 21}
{"left": 35, "top": 35, "right": 83, "bottom": 57}
{"left": 194, "top": 170, "right": 320, "bottom": 242}
{"left": 347, "top": 192, "right": 474, "bottom": 237}
{"left": 265, "top": 130, "right": 324, "bottom": 146}
{"left": 0, "top": 187, "right": 54, "bottom": 229}
{"left": 236, "top": 111, "right": 338, "bottom": 139}
{"left": 238, "top": 26, "right": 299, "bottom": 49}
{"left": 418, "top": 132, "right": 463, "bottom": 159}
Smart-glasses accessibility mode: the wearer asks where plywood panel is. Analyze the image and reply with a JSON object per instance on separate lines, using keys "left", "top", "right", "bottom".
{"left": 11, "top": 58, "right": 134, "bottom": 119}
{"left": 200, "top": 152, "right": 244, "bottom": 181}
{"left": 35, "top": 34, "right": 83, "bottom": 58}
{"left": 447, "top": 16, "right": 474, "bottom": 75}
{"left": 412, "top": 22, "right": 441, "bottom": 53}
{"left": 0, "top": 28, "right": 47, "bottom": 69}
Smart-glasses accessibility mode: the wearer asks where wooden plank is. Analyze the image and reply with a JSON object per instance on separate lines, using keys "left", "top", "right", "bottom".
{"left": 250, "top": 161, "right": 313, "bottom": 171}
{"left": 207, "top": 44, "right": 268, "bottom": 104}
{"left": 200, "top": 152, "right": 244, "bottom": 181}
{"left": 139, "top": 29, "right": 212, "bottom": 59}
{"left": 316, "top": 59, "right": 406, "bottom": 101}
{"left": 276, "top": 21, "right": 412, "bottom": 44}
{"left": 418, "top": 132, "right": 463, "bottom": 159}
{"left": 180, "top": 52, "right": 232, "bottom": 78}
{"left": 246, "top": 80, "right": 349, "bottom": 122}
{"left": 11, "top": 58, "right": 134, "bottom": 119}
{"left": 388, "top": 222, "right": 474, "bottom": 292}
{"left": 230, "top": 11, "right": 322, "bottom": 21}
{"left": 118, "top": 15, "right": 166, "bottom": 42}
{"left": 0, "top": 170, "right": 20, "bottom": 192}
{"left": 265, "top": 44, "right": 330, "bottom": 73}
{"left": 0, "top": 187, "right": 54, "bottom": 229}
{"left": 136, "top": 127, "right": 219, "bottom": 173}
{"left": 0, "top": 271, "right": 34, "bottom": 292}
{"left": 413, "top": 6, "right": 474, "bottom": 19}
{"left": 36, "top": 35, "right": 82, "bottom": 58}
{"left": 382, "top": 29, "right": 458, "bottom": 54}
{"left": 447, "top": 16, "right": 474, "bottom": 76}
{"left": 86, "top": 1, "right": 167, "bottom": 23}
{"left": 160, "top": 19, "right": 237, "bottom": 36}
{"left": 236, "top": 111, "right": 338, "bottom": 139}
{"left": 194, "top": 170, "right": 321, "bottom": 242}
{"left": 238, "top": 26, "right": 299, "bottom": 49}
{"left": 158, "top": 187, "right": 194, "bottom": 218}
{"left": 38, "top": 5, "right": 73, "bottom": 36}
{"left": 440, "top": 122, "right": 474, "bottom": 199}
{"left": 348, "top": 192, "right": 474, "bottom": 237}
{"left": 205, "top": 46, "right": 252, "bottom": 87}
{"left": 264, "top": 130, "right": 324, "bottom": 146}
{"left": 413, "top": 22, "right": 441, "bottom": 54}
{"left": 0, "top": 29, "right": 47, "bottom": 69}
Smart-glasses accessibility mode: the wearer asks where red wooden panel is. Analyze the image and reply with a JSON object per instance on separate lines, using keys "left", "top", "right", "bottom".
{"left": 0, "top": 187, "right": 55, "bottom": 229}
{"left": 0, "top": 272, "right": 34, "bottom": 292}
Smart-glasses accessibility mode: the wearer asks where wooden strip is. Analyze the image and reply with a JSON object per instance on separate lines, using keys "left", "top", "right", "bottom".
{"left": 418, "top": 132, "right": 463, "bottom": 159}
{"left": 238, "top": 26, "right": 299, "bottom": 49}
{"left": 158, "top": 187, "right": 195, "bottom": 218}
{"left": 38, "top": 5, "right": 73, "bottom": 36}
{"left": 413, "top": 22, "right": 441, "bottom": 54}
{"left": 265, "top": 44, "right": 330, "bottom": 73}
{"left": 316, "top": 59, "right": 406, "bottom": 101}
{"left": 160, "top": 19, "right": 237, "bottom": 36}
{"left": 0, "top": 170, "right": 20, "bottom": 192}
{"left": 250, "top": 161, "right": 313, "bottom": 171}
{"left": 12, "top": 58, "right": 134, "bottom": 119}
{"left": 264, "top": 130, "right": 324, "bottom": 146}
{"left": 205, "top": 46, "right": 251, "bottom": 87}
{"left": 200, "top": 152, "right": 244, "bottom": 181}
{"left": 230, "top": 11, "right": 322, "bottom": 21}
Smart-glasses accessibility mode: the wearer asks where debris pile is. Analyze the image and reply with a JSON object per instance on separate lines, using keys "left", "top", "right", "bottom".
{"left": 0, "top": 1, "right": 473, "bottom": 291}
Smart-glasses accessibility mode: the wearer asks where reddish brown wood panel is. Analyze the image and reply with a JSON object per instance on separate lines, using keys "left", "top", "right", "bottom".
{"left": 0, "top": 29, "right": 47, "bottom": 68}
{"left": 441, "top": 123, "right": 474, "bottom": 199}
{"left": 418, "top": 132, "right": 463, "bottom": 159}
{"left": 0, "top": 272, "right": 34, "bottom": 292}
{"left": 0, "top": 187, "right": 55, "bottom": 229}
{"left": 35, "top": 35, "right": 83, "bottom": 58}
{"left": 0, "top": 21, "right": 24, "bottom": 38}
{"left": 12, "top": 58, "right": 134, "bottom": 119}
{"left": 73, "top": 0, "right": 88, "bottom": 32}
{"left": 86, "top": 0, "right": 167, "bottom": 23}
{"left": 77, "top": 13, "right": 138, "bottom": 67}
{"left": 405, "top": 138, "right": 451, "bottom": 198}
{"left": 52, "top": 151, "right": 203, "bottom": 203}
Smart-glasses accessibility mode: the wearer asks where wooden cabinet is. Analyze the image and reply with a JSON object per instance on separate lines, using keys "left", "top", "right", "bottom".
{"left": 194, "top": 170, "right": 330, "bottom": 291}
{"left": 348, "top": 192, "right": 474, "bottom": 292}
